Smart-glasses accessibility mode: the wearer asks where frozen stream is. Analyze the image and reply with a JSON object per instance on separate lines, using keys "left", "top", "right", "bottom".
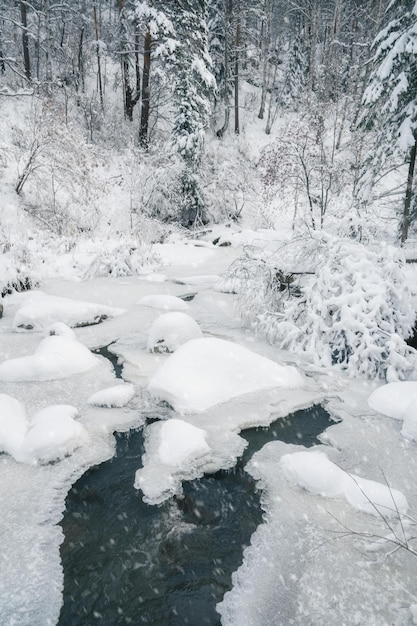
{"left": 1, "top": 241, "right": 417, "bottom": 625}
{"left": 58, "top": 407, "right": 333, "bottom": 625}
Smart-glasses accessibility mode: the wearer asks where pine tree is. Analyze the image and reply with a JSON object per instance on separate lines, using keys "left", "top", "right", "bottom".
{"left": 169, "top": 1, "right": 216, "bottom": 226}
{"left": 360, "top": 0, "right": 417, "bottom": 242}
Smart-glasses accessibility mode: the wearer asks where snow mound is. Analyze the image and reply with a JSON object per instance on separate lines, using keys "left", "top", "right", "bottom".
{"left": 157, "top": 419, "right": 210, "bottom": 466}
{"left": 368, "top": 381, "right": 417, "bottom": 442}
{"left": 48, "top": 321, "right": 77, "bottom": 339}
{"left": 0, "top": 393, "right": 28, "bottom": 455}
{"left": 281, "top": 450, "right": 408, "bottom": 517}
{"left": 12, "top": 291, "right": 125, "bottom": 331}
{"left": 147, "top": 312, "right": 203, "bottom": 353}
{"left": 0, "top": 395, "right": 86, "bottom": 464}
{"left": 368, "top": 381, "right": 417, "bottom": 420}
{"left": 148, "top": 337, "right": 304, "bottom": 414}
{"left": 87, "top": 384, "right": 136, "bottom": 408}
{"left": 134, "top": 418, "right": 212, "bottom": 503}
{"left": 137, "top": 294, "right": 189, "bottom": 311}
{"left": 0, "top": 331, "right": 98, "bottom": 381}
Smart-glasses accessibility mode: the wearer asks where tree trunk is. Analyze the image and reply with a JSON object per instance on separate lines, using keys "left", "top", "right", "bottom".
{"left": 401, "top": 134, "right": 417, "bottom": 243}
{"left": 258, "top": 8, "right": 270, "bottom": 120}
{"left": 93, "top": 2, "right": 104, "bottom": 109}
{"left": 77, "top": 26, "right": 85, "bottom": 93}
{"left": 139, "top": 26, "right": 151, "bottom": 148}
{"left": 234, "top": 13, "right": 240, "bottom": 134}
{"left": 20, "top": 1, "right": 31, "bottom": 82}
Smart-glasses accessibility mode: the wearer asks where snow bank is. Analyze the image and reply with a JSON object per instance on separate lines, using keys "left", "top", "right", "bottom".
{"left": 280, "top": 449, "right": 408, "bottom": 517}
{"left": 148, "top": 337, "right": 304, "bottom": 414}
{"left": 0, "top": 330, "right": 98, "bottom": 381}
{"left": 147, "top": 312, "right": 202, "bottom": 353}
{"left": 12, "top": 291, "right": 125, "bottom": 331}
{"left": 0, "top": 395, "right": 86, "bottom": 464}
{"left": 87, "top": 384, "right": 136, "bottom": 408}
{"left": 368, "top": 381, "right": 417, "bottom": 441}
{"left": 137, "top": 294, "right": 189, "bottom": 311}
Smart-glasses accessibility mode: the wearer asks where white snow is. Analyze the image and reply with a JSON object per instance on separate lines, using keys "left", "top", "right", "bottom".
{"left": 147, "top": 312, "right": 203, "bottom": 352}
{"left": 157, "top": 418, "right": 210, "bottom": 466}
{"left": 280, "top": 449, "right": 408, "bottom": 517}
{"left": 368, "top": 381, "right": 417, "bottom": 442}
{"left": 0, "top": 393, "right": 28, "bottom": 455}
{"left": 137, "top": 294, "right": 189, "bottom": 311}
{"left": 12, "top": 291, "right": 125, "bottom": 331}
{"left": 0, "top": 331, "right": 99, "bottom": 381}
{"left": 148, "top": 337, "right": 304, "bottom": 414}
{"left": 0, "top": 396, "right": 87, "bottom": 464}
{"left": 18, "top": 405, "right": 87, "bottom": 464}
{"left": 87, "top": 383, "right": 136, "bottom": 408}
{"left": 367, "top": 381, "right": 417, "bottom": 420}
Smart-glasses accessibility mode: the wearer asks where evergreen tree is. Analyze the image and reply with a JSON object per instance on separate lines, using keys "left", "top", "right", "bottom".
{"left": 169, "top": 1, "right": 216, "bottom": 226}
{"left": 360, "top": 0, "right": 417, "bottom": 242}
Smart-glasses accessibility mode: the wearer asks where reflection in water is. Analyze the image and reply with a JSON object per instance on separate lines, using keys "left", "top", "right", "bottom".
{"left": 59, "top": 406, "right": 333, "bottom": 625}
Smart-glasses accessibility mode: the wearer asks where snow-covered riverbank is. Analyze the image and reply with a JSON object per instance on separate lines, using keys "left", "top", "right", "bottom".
{"left": 1, "top": 239, "right": 417, "bottom": 626}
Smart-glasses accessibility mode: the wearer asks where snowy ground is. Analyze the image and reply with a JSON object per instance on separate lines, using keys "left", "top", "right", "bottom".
{"left": 1, "top": 238, "right": 417, "bottom": 625}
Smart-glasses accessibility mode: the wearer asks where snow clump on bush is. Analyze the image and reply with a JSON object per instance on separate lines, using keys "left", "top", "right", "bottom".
{"left": 236, "top": 235, "right": 417, "bottom": 380}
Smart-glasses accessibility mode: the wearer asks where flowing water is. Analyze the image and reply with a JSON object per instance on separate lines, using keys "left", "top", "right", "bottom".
{"left": 58, "top": 405, "right": 333, "bottom": 625}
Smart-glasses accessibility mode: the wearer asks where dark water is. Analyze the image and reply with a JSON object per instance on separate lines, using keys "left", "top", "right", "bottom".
{"left": 92, "top": 344, "right": 124, "bottom": 378}
{"left": 59, "top": 406, "right": 333, "bottom": 626}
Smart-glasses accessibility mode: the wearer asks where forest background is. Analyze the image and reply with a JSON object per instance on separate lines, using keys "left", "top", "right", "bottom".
{"left": 1, "top": 0, "right": 417, "bottom": 380}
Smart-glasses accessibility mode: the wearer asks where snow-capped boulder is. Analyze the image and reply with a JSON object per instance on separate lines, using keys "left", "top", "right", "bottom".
{"left": 0, "top": 397, "right": 86, "bottom": 464}
{"left": 148, "top": 337, "right": 304, "bottom": 414}
{"left": 0, "top": 393, "right": 28, "bottom": 456}
{"left": 17, "top": 405, "right": 86, "bottom": 464}
{"left": 87, "top": 384, "right": 136, "bottom": 408}
{"left": 368, "top": 381, "right": 417, "bottom": 442}
{"left": 0, "top": 327, "right": 98, "bottom": 381}
{"left": 12, "top": 291, "right": 125, "bottom": 331}
{"left": 147, "top": 312, "right": 203, "bottom": 353}
{"left": 280, "top": 449, "right": 408, "bottom": 517}
{"left": 157, "top": 419, "right": 210, "bottom": 466}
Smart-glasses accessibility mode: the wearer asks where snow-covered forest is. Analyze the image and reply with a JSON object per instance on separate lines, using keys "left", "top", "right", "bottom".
{"left": 1, "top": 1, "right": 417, "bottom": 624}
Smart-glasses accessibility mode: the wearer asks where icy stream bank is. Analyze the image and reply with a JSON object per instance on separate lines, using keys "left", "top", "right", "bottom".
{"left": 1, "top": 241, "right": 416, "bottom": 625}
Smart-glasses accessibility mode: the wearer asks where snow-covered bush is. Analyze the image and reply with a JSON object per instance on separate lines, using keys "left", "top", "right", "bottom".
{"left": 0, "top": 234, "right": 37, "bottom": 296}
{"left": 83, "top": 237, "right": 160, "bottom": 278}
{"left": 235, "top": 235, "right": 417, "bottom": 380}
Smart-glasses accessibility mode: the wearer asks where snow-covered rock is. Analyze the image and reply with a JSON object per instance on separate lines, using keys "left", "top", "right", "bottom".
{"left": 87, "top": 384, "right": 136, "bottom": 408}
{"left": 137, "top": 294, "right": 189, "bottom": 311}
{"left": 147, "top": 312, "right": 203, "bottom": 353}
{"left": 368, "top": 381, "right": 417, "bottom": 420}
{"left": 0, "top": 396, "right": 86, "bottom": 464}
{"left": 368, "top": 381, "right": 417, "bottom": 442}
{"left": 280, "top": 449, "right": 408, "bottom": 517}
{"left": 12, "top": 291, "right": 125, "bottom": 331}
{"left": 157, "top": 419, "right": 210, "bottom": 466}
{"left": 0, "top": 393, "right": 28, "bottom": 456}
{"left": 134, "top": 418, "right": 212, "bottom": 504}
{"left": 0, "top": 328, "right": 98, "bottom": 381}
{"left": 148, "top": 337, "right": 304, "bottom": 414}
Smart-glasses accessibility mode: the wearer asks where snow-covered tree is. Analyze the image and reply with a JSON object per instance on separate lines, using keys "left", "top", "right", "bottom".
{"left": 169, "top": 1, "right": 216, "bottom": 226}
{"left": 360, "top": 0, "right": 417, "bottom": 242}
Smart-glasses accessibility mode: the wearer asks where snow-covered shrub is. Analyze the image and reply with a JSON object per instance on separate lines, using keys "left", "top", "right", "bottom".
{"left": 235, "top": 235, "right": 417, "bottom": 380}
{"left": 258, "top": 107, "right": 352, "bottom": 231}
{"left": 0, "top": 233, "right": 38, "bottom": 296}
{"left": 83, "top": 236, "right": 160, "bottom": 278}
